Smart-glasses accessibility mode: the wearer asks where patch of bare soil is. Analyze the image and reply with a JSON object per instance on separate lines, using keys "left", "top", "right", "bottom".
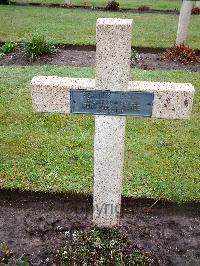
{"left": 0, "top": 46, "right": 199, "bottom": 71}
{"left": 131, "top": 52, "right": 200, "bottom": 72}
{"left": 0, "top": 189, "right": 199, "bottom": 266}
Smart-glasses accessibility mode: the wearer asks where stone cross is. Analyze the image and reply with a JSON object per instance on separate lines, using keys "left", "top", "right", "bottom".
{"left": 176, "top": 0, "right": 192, "bottom": 45}
{"left": 31, "top": 18, "right": 195, "bottom": 228}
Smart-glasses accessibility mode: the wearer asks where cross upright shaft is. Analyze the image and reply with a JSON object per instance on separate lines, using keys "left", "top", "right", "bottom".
{"left": 93, "top": 18, "right": 133, "bottom": 227}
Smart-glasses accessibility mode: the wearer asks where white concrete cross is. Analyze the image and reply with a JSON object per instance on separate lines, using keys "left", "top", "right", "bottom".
{"left": 31, "top": 18, "right": 195, "bottom": 228}
{"left": 176, "top": 0, "right": 193, "bottom": 45}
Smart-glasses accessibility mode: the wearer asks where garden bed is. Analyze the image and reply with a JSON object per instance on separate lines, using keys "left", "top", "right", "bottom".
{"left": 0, "top": 45, "right": 200, "bottom": 71}
{"left": 6, "top": 1, "right": 182, "bottom": 15}
{"left": 0, "top": 189, "right": 200, "bottom": 265}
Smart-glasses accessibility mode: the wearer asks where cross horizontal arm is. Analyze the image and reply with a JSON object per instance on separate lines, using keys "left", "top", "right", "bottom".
{"left": 31, "top": 76, "right": 195, "bottom": 120}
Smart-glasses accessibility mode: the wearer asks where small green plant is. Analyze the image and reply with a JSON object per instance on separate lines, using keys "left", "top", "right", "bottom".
{"left": 1, "top": 42, "right": 16, "bottom": 54}
{"left": 162, "top": 44, "right": 198, "bottom": 65}
{"left": 81, "top": 0, "right": 90, "bottom": 7}
{"left": 138, "top": 5, "right": 150, "bottom": 11}
{"left": 0, "top": 52, "right": 4, "bottom": 59}
{"left": 131, "top": 48, "right": 142, "bottom": 65}
{"left": 105, "top": 0, "right": 119, "bottom": 11}
{"left": 0, "top": 242, "right": 29, "bottom": 266}
{"left": 0, "top": 242, "right": 12, "bottom": 264}
{"left": 0, "top": 0, "right": 9, "bottom": 5}
{"left": 25, "top": 34, "right": 52, "bottom": 60}
{"left": 191, "top": 7, "right": 200, "bottom": 15}
{"left": 58, "top": 227, "right": 154, "bottom": 265}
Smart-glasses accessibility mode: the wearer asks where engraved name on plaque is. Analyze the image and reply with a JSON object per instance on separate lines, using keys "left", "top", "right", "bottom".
{"left": 70, "top": 90, "right": 154, "bottom": 117}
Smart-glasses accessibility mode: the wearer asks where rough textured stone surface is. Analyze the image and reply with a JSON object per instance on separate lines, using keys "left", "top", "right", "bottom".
{"left": 31, "top": 76, "right": 95, "bottom": 114}
{"left": 93, "top": 18, "right": 133, "bottom": 227}
{"left": 31, "top": 77, "right": 195, "bottom": 120}
{"left": 176, "top": 0, "right": 192, "bottom": 45}
{"left": 95, "top": 18, "right": 132, "bottom": 90}
{"left": 128, "top": 81, "right": 195, "bottom": 120}
{"left": 93, "top": 116, "right": 126, "bottom": 227}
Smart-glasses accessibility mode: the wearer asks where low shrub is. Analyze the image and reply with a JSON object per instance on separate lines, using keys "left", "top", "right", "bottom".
{"left": 138, "top": 5, "right": 150, "bottom": 11}
{"left": 80, "top": 1, "right": 89, "bottom": 7}
{"left": 105, "top": 0, "right": 119, "bottom": 11}
{"left": 58, "top": 227, "right": 155, "bottom": 265}
{"left": 25, "top": 34, "right": 52, "bottom": 60}
{"left": 0, "top": 53, "right": 4, "bottom": 59}
{"left": 0, "top": 0, "right": 9, "bottom": 5}
{"left": 1, "top": 42, "right": 16, "bottom": 54}
{"left": 191, "top": 7, "right": 200, "bottom": 14}
{"left": 131, "top": 48, "right": 142, "bottom": 66}
{"left": 0, "top": 242, "right": 29, "bottom": 265}
{"left": 162, "top": 45, "right": 198, "bottom": 65}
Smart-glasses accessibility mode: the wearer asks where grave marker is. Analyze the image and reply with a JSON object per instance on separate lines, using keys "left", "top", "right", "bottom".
{"left": 176, "top": 0, "right": 193, "bottom": 45}
{"left": 31, "top": 18, "right": 195, "bottom": 228}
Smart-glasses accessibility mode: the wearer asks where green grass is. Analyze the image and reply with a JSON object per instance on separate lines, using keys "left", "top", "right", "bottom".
{"left": 0, "top": 65, "right": 199, "bottom": 202}
{"left": 0, "top": 5, "right": 199, "bottom": 48}
{"left": 13, "top": 0, "right": 182, "bottom": 10}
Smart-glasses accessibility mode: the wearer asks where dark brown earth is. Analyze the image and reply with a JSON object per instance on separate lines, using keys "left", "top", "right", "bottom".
{"left": 0, "top": 189, "right": 200, "bottom": 266}
{"left": 0, "top": 46, "right": 200, "bottom": 71}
